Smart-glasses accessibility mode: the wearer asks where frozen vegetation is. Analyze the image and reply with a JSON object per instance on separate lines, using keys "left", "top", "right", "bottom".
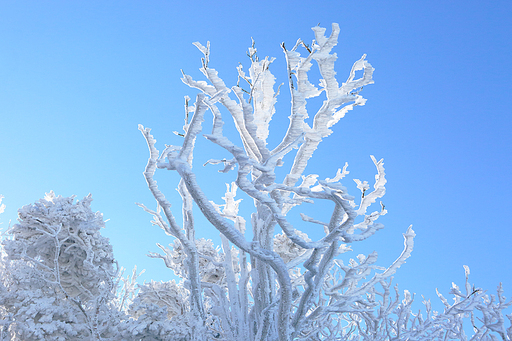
{"left": 1, "top": 24, "right": 511, "bottom": 340}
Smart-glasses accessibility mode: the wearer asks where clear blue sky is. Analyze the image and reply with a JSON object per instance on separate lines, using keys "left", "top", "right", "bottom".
{"left": 1, "top": 0, "right": 511, "bottom": 314}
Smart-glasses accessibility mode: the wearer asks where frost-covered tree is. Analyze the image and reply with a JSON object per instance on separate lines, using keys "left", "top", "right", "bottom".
{"left": 136, "top": 23, "right": 512, "bottom": 341}
{"left": 1, "top": 24, "right": 511, "bottom": 341}
{"left": 0, "top": 192, "right": 123, "bottom": 340}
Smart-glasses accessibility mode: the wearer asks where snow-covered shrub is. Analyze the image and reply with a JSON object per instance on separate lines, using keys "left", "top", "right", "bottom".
{"left": 122, "top": 304, "right": 193, "bottom": 341}
{"left": 0, "top": 192, "right": 122, "bottom": 340}
{"left": 150, "top": 238, "right": 227, "bottom": 286}
{"left": 273, "top": 230, "right": 310, "bottom": 264}
{"left": 121, "top": 279, "right": 200, "bottom": 341}
{"left": 130, "top": 280, "right": 188, "bottom": 319}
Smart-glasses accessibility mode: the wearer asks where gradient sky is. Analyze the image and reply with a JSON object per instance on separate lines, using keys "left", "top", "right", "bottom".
{"left": 1, "top": 1, "right": 511, "bottom": 316}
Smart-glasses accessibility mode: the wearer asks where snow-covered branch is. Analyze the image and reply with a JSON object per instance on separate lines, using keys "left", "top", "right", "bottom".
{"left": 136, "top": 23, "right": 426, "bottom": 341}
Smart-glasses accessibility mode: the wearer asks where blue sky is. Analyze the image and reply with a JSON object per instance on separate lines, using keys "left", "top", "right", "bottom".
{"left": 1, "top": 0, "right": 511, "bottom": 315}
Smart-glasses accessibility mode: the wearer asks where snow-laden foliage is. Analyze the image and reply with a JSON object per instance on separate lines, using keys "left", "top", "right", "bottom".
{"left": 122, "top": 280, "right": 194, "bottom": 341}
{"left": 1, "top": 24, "right": 511, "bottom": 341}
{"left": 135, "top": 24, "right": 512, "bottom": 340}
{"left": 0, "top": 192, "right": 123, "bottom": 340}
{"left": 4, "top": 191, "right": 115, "bottom": 300}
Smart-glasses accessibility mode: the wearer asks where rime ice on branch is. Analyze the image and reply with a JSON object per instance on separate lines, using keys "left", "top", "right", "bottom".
{"left": 0, "top": 192, "right": 121, "bottom": 340}
{"left": 137, "top": 24, "right": 511, "bottom": 341}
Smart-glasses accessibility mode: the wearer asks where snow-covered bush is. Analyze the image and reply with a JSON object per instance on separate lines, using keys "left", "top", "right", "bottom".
{"left": 4, "top": 191, "right": 116, "bottom": 300}
{"left": 130, "top": 280, "right": 188, "bottom": 319}
{"left": 122, "top": 280, "right": 193, "bottom": 341}
{"left": 150, "top": 238, "right": 227, "bottom": 286}
{"left": 0, "top": 192, "right": 122, "bottom": 340}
